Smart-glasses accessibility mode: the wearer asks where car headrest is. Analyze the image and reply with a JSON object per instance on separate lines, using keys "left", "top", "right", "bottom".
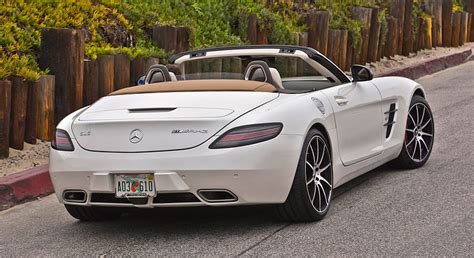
{"left": 169, "top": 72, "right": 177, "bottom": 81}
{"left": 145, "top": 64, "right": 172, "bottom": 84}
{"left": 269, "top": 67, "right": 283, "bottom": 89}
{"left": 243, "top": 60, "right": 283, "bottom": 89}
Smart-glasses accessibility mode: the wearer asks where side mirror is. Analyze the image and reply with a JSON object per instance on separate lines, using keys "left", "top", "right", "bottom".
{"left": 351, "top": 65, "right": 373, "bottom": 82}
{"left": 137, "top": 76, "right": 146, "bottom": 85}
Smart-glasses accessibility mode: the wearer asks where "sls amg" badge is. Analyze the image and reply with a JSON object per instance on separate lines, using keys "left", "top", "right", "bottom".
{"left": 171, "top": 129, "right": 209, "bottom": 134}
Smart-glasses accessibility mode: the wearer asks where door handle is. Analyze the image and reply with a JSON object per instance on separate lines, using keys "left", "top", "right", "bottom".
{"left": 335, "top": 96, "right": 348, "bottom": 105}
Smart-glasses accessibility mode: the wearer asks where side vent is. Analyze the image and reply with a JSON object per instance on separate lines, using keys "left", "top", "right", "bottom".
{"left": 384, "top": 103, "right": 397, "bottom": 138}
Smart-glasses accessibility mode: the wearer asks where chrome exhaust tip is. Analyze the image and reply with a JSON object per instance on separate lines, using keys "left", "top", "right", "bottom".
{"left": 63, "top": 190, "right": 87, "bottom": 203}
{"left": 197, "top": 189, "right": 238, "bottom": 203}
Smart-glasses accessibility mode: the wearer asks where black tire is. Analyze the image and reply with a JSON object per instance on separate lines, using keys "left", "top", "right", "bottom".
{"left": 276, "top": 128, "right": 333, "bottom": 222}
{"left": 390, "top": 95, "right": 434, "bottom": 169}
{"left": 65, "top": 204, "right": 122, "bottom": 221}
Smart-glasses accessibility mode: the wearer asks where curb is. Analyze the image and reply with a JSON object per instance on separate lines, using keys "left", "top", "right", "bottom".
{"left": 0, "top": 164, "right": 52, "bottom": 211}
{"left": 376, "top": 48, "right": 473, "bottom": 79}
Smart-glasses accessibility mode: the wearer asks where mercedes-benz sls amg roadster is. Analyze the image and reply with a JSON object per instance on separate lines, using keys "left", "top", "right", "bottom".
{"left": 50, "top": 45, "right": 434, "bottom": 222}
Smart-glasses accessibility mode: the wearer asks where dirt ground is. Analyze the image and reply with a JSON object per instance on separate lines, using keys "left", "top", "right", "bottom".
{"left": 1, "top": 43, "right": 472, "bottom": 178}
{"left": 0, "top": 141, "right": 50, "bottom": 177}
{"left": 371, "top": 43, "right": 474, "bottom": 75}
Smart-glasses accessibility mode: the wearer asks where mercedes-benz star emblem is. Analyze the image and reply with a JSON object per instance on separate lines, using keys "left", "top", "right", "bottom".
{"left": 129, "top": 129, "right": 143, "bottom": 144}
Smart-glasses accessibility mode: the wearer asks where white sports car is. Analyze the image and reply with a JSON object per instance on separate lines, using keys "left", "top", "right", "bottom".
{"left": 50, "top": 45, "right": 434, "bottom": 222}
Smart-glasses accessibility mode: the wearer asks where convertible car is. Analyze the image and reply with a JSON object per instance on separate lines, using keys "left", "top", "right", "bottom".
{"left": 50, "top": 45, "right": 434, "bottom": 222}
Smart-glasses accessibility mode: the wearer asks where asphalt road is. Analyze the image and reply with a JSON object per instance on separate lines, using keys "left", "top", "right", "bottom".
{"left": 1, "top": 61, "right": 473, "bottom": 256}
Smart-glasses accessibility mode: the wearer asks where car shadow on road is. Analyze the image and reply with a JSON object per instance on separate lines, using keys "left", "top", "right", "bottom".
{"left": 68, "top": 164, "right": 398, "bottom": 234}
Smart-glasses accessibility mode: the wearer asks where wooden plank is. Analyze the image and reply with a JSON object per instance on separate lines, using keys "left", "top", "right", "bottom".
{"left": 257, "top": 24, "right": 268, "bottom": 44}
{"left": 442, "top": 0, "right": 453, "bottom": 46}
{"left": 465, "top": 0, "right": 474, "bottom": 41}
{"left": 247, "top": 14, "right": 257, "bottom": 44}
{"left": 176, "top": 27, "right": 190, "bottom": 53}
{"left": 403, "top": 0, "right": 414, "bottom": 55}
{"left": 152, "top": 25, "right": 167, "bottom": 51}
{"left": 452, "top": 12, "right": 462, "bottom": 47}
{"left": 130, "top": 57, "right": 146, "bottom": 86}
{"left": 298, "top": 32, "right": 308, "bottom": 75}
{"left": 36, "top": 75, "right": 55, "bottom": 141}
{"left": 377, "top": 22, "right": 386, "bottom": 61}
{"left": 327, "top": 30, "right": 339, "bottom": 66}
{"left": 351, "top": 6, "right": 372, "bottom": 64}
{"left": 0, "top": 80, "right": 12, "bottom": 158}
{"left": 339, "top": 30, "right": 348, "bottom": 71}
{"left": 425, "top": 0, "right": 443, "bottom": 47}
{"left": 368, "top": 7, "right": 381, "bottom": 62}
{"left": 384, "top": 16, "right": 399, "bottom": 57}
{"left": 97, "top": 55, "right": 114, "bottom": 97}
{"left": 9, "top": 77, "right": 28, "bottom": 150}
{"left": 390, "top": 0, "right": 406, "bottom": 54}
{"left": 424, "top": 18, "right": 433, "bottom": 49}
{"left": 346, "top": 32, "right": 354, "bottom": 71}
{"left": 39, "top": 28, "right": 84, "bottom": 125}
{"left": 413, "top": 17, "right": 423, "bottom": 52}
{"left": 25, "top": 80, "right": 39, "bottom": 144}
{"left": 460, "top": 12, "right": 469, "bottom": 44}
{"left": 114, "top": 54, "right": 131, "bottom": 90}
{"left": 83, "top": 60, "right": 99, "bottom": 105}
{"left": 468, "top": 13, "right": 473, "bottom": 42}
{"left": 307, "top": 11, "right": 330, "bottom": 55}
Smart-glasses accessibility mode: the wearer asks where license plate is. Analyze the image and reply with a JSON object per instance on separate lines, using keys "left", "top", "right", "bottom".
{"left": 114, "top": 174, "right": 156, "bottom": 198}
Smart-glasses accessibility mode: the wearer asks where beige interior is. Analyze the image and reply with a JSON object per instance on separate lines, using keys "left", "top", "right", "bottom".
{"left": 109, "top": 80, "right": 277, "bottom": 95}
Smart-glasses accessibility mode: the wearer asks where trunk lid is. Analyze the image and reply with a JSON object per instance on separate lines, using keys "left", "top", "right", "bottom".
{"left": 72, "top": 91, "right": 278, "bottom": 152}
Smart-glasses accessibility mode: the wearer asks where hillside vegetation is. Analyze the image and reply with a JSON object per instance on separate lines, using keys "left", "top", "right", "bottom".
{"left": 0, "top": 0, "right": 465, "bottom": 81}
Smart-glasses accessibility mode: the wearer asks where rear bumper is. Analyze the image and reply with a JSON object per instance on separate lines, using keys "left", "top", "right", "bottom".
{"left": 49, "top": 134, "right": 303, "bottom": 208}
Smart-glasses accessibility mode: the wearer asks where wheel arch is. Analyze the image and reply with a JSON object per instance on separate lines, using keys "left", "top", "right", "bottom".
{"left": 308, "top": 122, "right": 332, "bottom": 159}
{"left": 413, "top": 87, "right": 425, "bottom": 98}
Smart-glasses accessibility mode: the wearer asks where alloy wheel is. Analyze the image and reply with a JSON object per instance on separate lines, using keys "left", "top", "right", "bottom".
{"left": 304, "top": 135, "right": 332, "bottom": 213}
{"left": 405, "top": 103, "right": 434, "bottom": 162}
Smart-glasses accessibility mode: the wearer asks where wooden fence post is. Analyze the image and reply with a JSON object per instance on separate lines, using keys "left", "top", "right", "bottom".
{"left": 25, "top": 80, "right": 39, "bottom": 144}
{"left": 346, "top": 32, "right": 354, "bottom": 70}
{"left": 83, "top": 60, "right": 99, "bottom": 105}
{"left": 465, "top": 0, "right": 474, "bottom": 41}
{"left": 36, "top": 75, "right": 55, "bottom": 141}
{"left": 298, "top": 32, "right": 308, "bottom": 75}
{"left": 97, "top": 55, "right": 114, "bottom": 97}
{"left": 257, "top": 24, "right": 269, "bottom": 44}
{"left": 327, "top": 30, "right": 340, "bottom": 67}
{"left": 368, "top": 7, "right": 381, "bottom": 63}
{"left": 351, "top": 6, "right": 372, "bottom": 64}
{"left": 424, "top": 18, "right": 433, "bottom": 49}
{"left": 460, "top": 12, "right": 470, "bottom": 44}
{"left": 152, "top": 25, "right": 178, "bottom": 52}
{"left": 9, "top": 77, "right": 28, "bottom": 150}
{"left": 384, "top": 16, "right": 399, "bottom": 57}
{"left": 390, "top": 0, "right": 406, "bottom": 54}
{"left": 130, "top": 57, "right": 146, "bottom": 86}
{"left": 339, "top": 30, "right": 348, "bottom": 71}
{"left": 307, "top": 11, "right": 329, "bottom": 56}
{"left": 413, "top": 17, "right": 423, "bottom": 51}
{"left": 468, "top": 13, "right": 473, "bottom": 42}
{"left": 403, "top": 0, "right": 414, "bottom": 55}
{"left": 114, "top": 54, "right": 131, "bottom": 90}
{"left": 442, "top": 0, "right": 453, "bottom": 46}
{"left": 452, "top": 12, "right": 462, "bottom": 47}
{"left": 39, "top": 28, "right": 84, "bottom": 125}
{"left": 0, "top": 80, "right": 12, "bottom": 158}
{"left": 425, "top": 0, "right": 443, "bottom": 47}
{"left": 176, "top": 26, "right": 190, "bottom": 53}
{"left": 247, "top": 14, "right": 258, "bottom": 44}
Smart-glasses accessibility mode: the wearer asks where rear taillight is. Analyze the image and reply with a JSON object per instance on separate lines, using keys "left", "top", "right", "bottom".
{"left": 52, "top": 129, "right": 75, "bottom": 151}
{"left": 210, "top": 123, "right": 283, "bottom": 149}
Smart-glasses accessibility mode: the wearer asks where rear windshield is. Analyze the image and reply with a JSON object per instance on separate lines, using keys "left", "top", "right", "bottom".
{"left": 177, "top": 56, "right": 337, "bottom": 91}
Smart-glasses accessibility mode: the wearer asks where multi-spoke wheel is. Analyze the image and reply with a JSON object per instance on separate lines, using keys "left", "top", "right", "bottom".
{"left": 276, "top": 128, "right": 333, "bottom": 222}
{"left": 391, "top": 95, "right": 434, "bottom": 169}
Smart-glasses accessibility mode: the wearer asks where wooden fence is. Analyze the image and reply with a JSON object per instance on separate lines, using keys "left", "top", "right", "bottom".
{"left": 1, "top": 0, "right": 474, "bottom": 158}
